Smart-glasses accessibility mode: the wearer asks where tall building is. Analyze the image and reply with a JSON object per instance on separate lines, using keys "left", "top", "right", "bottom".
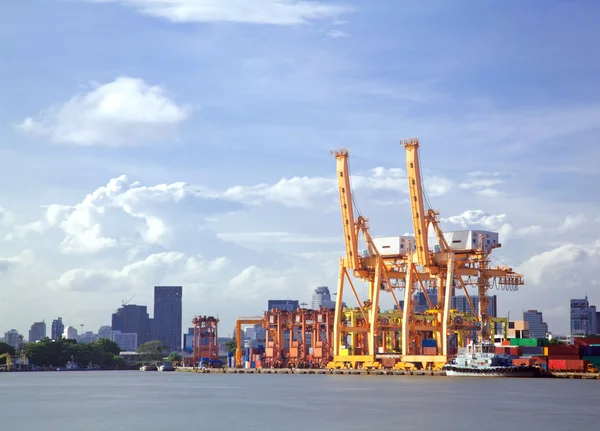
{"left": 29, "top": 321, "right": 47, "bottom": 343}
{"left": 111, "top": 304, "right": 151, "bottom": 348}
{"left": 570, "top": 297, "right": 597, "bottom": 337}
{"left": 451, "top": 295, "right": 498, "bottom": 318}
{"left": 597, "top": 311, "right": 600, "bottom": 334}
{"left": 311, "top": 286, "right": 336, "bottom": 309}
{"left": 4, "top": 329, "right": 23, "bottom": 350}
{"left": 98, "top": 326, "right": 112, "bottom": 340}
{"left": 63, "top": 326, "right": 78, "bottom": 340}
{"left": 154, "top": 286, "right": 183, "bottom": 351}
{"left": 111, "top": 331, "right": 138, "bottom": 352}
{"left": 51, "top": 317, "right": 64, "bottom": 340}
{"left": 523, "top": 310, "right": 548, "bottom": 338}
{"left": 267, "top": 300, "right": 299, "bottom": 312}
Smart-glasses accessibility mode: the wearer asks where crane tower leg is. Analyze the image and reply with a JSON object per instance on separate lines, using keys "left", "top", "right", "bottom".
{"left": 402, "top": 264, "right": 414, "bottom": 355}
{"left": 368, "top": 263, "right": 382, "bottom": 356}
{"left": 333, "top": 259, "right": 346, "bottom": 357}
{"left": 442, "top": 252, "right": 454, "bottom": 357}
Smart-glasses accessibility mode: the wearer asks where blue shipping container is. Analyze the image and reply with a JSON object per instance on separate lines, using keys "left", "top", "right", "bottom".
{"left": 422, "top": 339, "right": 437, "bottom": 348}
{"left": 581, "top": 346, "right": 600, "bottom": 356}
{"left": 522, "top": 346, "right": 544, "bottom": 355}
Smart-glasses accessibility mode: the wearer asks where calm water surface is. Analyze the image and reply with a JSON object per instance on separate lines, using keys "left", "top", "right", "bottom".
{"left": 1, "top": 371, "right": 599, "bottom": 430}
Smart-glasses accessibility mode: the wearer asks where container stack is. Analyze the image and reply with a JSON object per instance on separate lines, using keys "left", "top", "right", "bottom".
{"left": 575, "top": 337, "right": 600, "bottom": 369}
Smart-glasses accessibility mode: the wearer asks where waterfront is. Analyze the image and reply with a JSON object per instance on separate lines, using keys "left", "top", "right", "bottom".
{"left": 1, "top": 372, "right": 599, "bottom": 430}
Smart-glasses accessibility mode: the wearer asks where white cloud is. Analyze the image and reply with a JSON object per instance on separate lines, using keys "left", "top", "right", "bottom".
{"left": 460, "top": 173, "right": 504, "bottom": 198}
{"left": 558, "top": 214, "right": 587, "bottom": 232}
{"left": 16, "top": 76, "right": 189, "bottom": 146}
{"left": 49, "top": 251, "right": 228, "bottom": 292}
{"left": 83, "top": 0, "right": 353, "bottom": 25}
{"left": 326, "top": 29, "right": 348, "bottom": 38}
{"left": 217, "top": 231, "right": 340, "bottom": 245}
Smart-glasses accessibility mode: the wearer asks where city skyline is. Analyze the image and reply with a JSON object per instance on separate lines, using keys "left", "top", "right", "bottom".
{"left": 1, "top": 1, "right": 599, "bottom": 337}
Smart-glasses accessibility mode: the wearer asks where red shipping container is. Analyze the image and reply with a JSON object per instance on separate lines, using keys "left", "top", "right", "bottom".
{"left": 508, "top": 347, "right": 523, "bottom": 356}
{"left": 531, "top": 356, "right": 548, "bottom": 365}
{"left": 501, "top": 340, "right": 511, "bottom": 346}
{"left": 549, "top": 359, "right": 589, "bottom": 371}
{"left": 546, "top": 345, "right": 579, "bottom": 356}
{"left": 495, "top": 347, "right": 508, "bottom": 355}
{"left": 422, "top": 347, "right": 437, "bottom": 355}
{"left": 574, "top": 337, "right": 600, "bottom": 346}
{"left": 512, "top": 358, "right": 534, "bottom": 366}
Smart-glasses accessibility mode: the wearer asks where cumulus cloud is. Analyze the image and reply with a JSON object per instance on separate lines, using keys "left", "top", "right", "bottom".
{"left": 460, "top": 172, "right": 504, "bottom": 198}
{"left": 442, "top": 209, "right": 513, "bottom": 237}
{"left": 558, "top": 214, "right": 587, "bottom": 232}
{"left": 49, "top": 251, "right": 228, "bottom": 292}
{"left": 82, "top": 0, "right": 353, "bottom": 25}
{"left": 16, "top": 76, "right": 189, "bottom": 146}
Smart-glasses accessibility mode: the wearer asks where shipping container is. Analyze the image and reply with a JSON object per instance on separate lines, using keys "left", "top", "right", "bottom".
{"left": 501, "top": 340, "right": 511, "bottom": 346}
{"left": 548, "top": 359, "right": 589, "bottom": 372}
{"left": 512, "top": 358, "right": 535, "bottom": 367}
{"left": 522, "top": 346, "right": 544, "bottom": 355}
{"left": 582, "top": 356, "right": 600, "bottom": 366}
{"left": 545, "top": 345, "right": 580, "bottom": 356}
{"left": 510, "top": 338, "right": 543, "bottom": 347}
{"left": 573, "top": 337, "right": 600, "bottom": 346}
{"left": 422, "top": 346, "right": 438, "bottom": 355}
{"left": 422, "top": 339, "right": 437, "bottom": 348}
{"left": 580, "top": 346, "right": 600, "bottom": 356}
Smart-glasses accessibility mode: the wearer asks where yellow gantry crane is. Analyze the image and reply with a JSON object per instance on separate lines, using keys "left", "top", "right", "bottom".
{"left": 329, "top": 149, "right": 408, "bottom": 369}
{"left": 402, "top": 138, "right": 525, "bottom": 356}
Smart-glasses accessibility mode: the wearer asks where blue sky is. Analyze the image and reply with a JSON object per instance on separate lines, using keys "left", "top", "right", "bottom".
{"left": 1, "top": 0, "right": 599, "bottom": 339}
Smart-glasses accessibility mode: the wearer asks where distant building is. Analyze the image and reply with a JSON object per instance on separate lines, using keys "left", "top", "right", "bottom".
{"left": 51, "top": 317, "right": 64, "bottom": 340}
{"left": 111, "top": 304, "right": 151, "bottom": 348}
{"left": 183, "top": 327, "right": 194, "bottom": 352}
{"left": 311, "top": 286, "right": 336, "bottom": 309}
{"left": 63, "top": 326, "right": 78, "bottom": 340}
{"left": 111, "top": 331, "right": 138, "bottom": 352}
{"left": 4, "top": 329, "right": 23, "bottom": 350}
{"left": 451, "top": 295, "right": 498, "bottom": 318}
{"left": 78, "top": 331, "right": 96, "bottom": 344}
{"left": 267, "top": 300, "right": 299, "bottom": 312}
{"left": 154, "top": 286, "right": 183, "bottom": 351}
{"left": 98, "top": 326, "right": 112, "bottom": 340}
{"left": 29, "top": 321, "right": 46, "bottom": 343}
{"left": 597, "top": 311, "right": 600, "bottom": 334}
{"left": 570, "top": 297, "right": 597, "bottom": 337}
{"left": 523, "top": 310, "right": 548, "bottom": 338}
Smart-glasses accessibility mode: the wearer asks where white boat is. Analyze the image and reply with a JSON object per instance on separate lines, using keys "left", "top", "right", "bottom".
{"left": 158, "top": 362, "right": 175, "bottom": 372}
{"left": 443, "top": 341, "right": 540, "bottom": 378}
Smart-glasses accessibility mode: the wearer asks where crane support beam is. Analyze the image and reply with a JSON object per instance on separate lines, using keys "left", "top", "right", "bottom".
{"left": 403, "top": 138, "right": 431, "bottom": 268}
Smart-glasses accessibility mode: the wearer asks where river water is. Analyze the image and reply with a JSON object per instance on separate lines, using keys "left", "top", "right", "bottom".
{"left": 1, "top": 371, "right": 598, "bottom": 430}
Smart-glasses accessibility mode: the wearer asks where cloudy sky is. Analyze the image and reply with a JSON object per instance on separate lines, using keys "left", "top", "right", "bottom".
{"left": 1, "top": 0, "right": 599, "bottom": 339}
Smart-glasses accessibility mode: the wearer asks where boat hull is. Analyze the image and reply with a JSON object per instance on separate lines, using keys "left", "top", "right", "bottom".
{"left": 444, "top": 366, "right": 538, "bottom": 378}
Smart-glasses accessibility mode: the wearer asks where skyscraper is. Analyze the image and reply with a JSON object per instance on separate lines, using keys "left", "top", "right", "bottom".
{"left": 267, "top": 299, "right": 299, "bottom": 312}
{"left": 311, "top": 286, "right": 336, "bottom": 309}
{"left": 154, "top": 286, "right": 183, "bottom": 351}
{"left": 523, "top": 310, "right": 548, "bottom": 338}
{"left": 29, "top": 321, "right": 46, "bottom": 342}
{"left": 571, "top": 298, "right": 597, "bottom": 337}
{"left": 111, "top": 304, "right": 151, "bottom": 348}
{"left": 51, "top": 317, "right": 64, "bottom": 340}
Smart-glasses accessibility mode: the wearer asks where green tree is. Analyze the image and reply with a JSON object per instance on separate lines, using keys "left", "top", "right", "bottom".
{"left": 225, "top": 338, "right": 237, "bottom": 354}
{"left": 136, "top": 340, "right": 168, "bottom": 362}
{"left": 110, "top": 354, "right": 126, "bottom": 369}
{"left": 94, "top": 339, "right": 121, "bottom": 356}
{"left": 0, "top": 342, "right": 16, "bottom": 356}
{"left": 166, "top": 352, "right": 182, "bottom": 363}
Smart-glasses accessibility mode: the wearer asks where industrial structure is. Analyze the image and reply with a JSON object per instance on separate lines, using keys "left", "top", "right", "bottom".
{"left": 326, "top": 139, "right": 524, "bottom": 370}
{"left": 191, "top": 315, "right": 220, "bottom": 367}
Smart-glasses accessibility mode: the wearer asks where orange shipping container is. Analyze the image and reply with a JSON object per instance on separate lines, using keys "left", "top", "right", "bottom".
{"left": 512, "top": 358, "right": 534, "bottom": 367}
{"left": 423, "top": 347, "right": 437, "bottom": 355}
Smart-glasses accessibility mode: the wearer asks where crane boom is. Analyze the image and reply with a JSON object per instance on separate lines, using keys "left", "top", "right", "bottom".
{"left": 402, "top": 138, "right": 430, "bottom": 267}
{"left": 332, "top": 149, "right": 360, "bottom": 271}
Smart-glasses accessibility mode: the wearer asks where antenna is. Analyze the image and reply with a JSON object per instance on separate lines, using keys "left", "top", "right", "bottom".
{"left": 122, "top": 294, "right": 136, "bottom": 306}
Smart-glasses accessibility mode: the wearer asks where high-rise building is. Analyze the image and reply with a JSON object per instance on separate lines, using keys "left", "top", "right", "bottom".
{"left": 111, "top": 304, "right": 151, "bottom": 348}
{"left": 451, "top": 295, "right": 498, "bottom": 318}
{"left": 111, "top": 331, "right": 138, "bottom": 352}
{"left": 98, "top": 326, "right": 112, "bottom": 340}
{"left": 154, "top": 286, "right": 183, "bottom": 351}
{"left": 311, "top": 286, "right": 336, "bottom": 309}
{"left": 570, "top": 297, "right": 597, "bottom": 337}
{"left": 523, "top": 310, "right": 548, "bottom": 338}
{"left": 29, "top": 321, "right": 47, "bottom": 343}
{"left": 51, "top": 317, "right": 64, "bottom": 340}
{"left": 3, "top": 329, "right": 23, "bottom": 350}
{"left": 267, "top": 300, "right": 299, "bottom": 312}
{"left": 597, "top": 311, "right": 600, "bottom": 334}
{"left": 63, "top": 326, "right": 78, "bottom": 340}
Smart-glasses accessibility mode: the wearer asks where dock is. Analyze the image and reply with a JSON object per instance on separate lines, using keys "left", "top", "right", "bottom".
{"left": 175, "top": 367, "right": 600, "bottom": 379}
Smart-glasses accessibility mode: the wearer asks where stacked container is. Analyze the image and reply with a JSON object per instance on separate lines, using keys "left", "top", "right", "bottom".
{"left": 422, "top": 339, "right": 437, "bottom": 355}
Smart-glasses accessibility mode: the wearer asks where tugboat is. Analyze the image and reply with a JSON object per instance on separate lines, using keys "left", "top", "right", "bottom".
{"left": 443, "top": 341, "right": 540, "bottom": 377}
